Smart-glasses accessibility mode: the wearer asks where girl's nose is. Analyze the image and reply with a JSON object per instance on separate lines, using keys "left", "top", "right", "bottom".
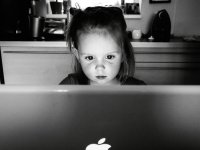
{"left": 95, "top": 64, "right": 105, "bottom": 70}
{"left": 95, "top": 59, "right": 105, "bottom": 70}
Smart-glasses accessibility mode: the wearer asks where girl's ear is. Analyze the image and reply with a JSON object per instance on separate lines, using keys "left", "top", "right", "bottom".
{"left": 72, "top": 48, "right": 80, "bottom": 61}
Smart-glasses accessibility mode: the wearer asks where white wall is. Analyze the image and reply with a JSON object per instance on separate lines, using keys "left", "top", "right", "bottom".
{"left": 173, "top": 0, "right": 200, "bottom": 36}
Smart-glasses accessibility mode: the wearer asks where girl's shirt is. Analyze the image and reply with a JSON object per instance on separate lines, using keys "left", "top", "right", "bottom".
{"left": 60, "top": 73, "right": 146, "bottom": 85}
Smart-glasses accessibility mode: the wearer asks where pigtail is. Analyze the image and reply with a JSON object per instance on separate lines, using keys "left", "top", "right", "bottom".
{"left": 65, "top": 9, "right": 86, "bottom": 73}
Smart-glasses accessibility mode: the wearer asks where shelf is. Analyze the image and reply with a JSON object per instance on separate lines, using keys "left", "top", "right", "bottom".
{"left": 124, "top": 14, "right": 141, "bottom": 19}
{"left": 46, "top": 14, "right": 141, "bottom": 19}
{"left": 46, "top": 14, "right": 67, "bottom": 19}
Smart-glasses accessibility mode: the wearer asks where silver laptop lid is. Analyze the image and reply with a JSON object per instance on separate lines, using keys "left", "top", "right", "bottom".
{"left": 0, "top": 85, "right": 200, "bottom": 150}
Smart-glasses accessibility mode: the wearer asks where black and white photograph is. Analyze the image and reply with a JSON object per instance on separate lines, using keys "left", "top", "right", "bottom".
{"left": 0, "top": 0, "right": 200, "bottom": 150}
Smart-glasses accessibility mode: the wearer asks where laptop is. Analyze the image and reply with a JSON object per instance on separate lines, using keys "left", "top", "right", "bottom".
{"left": 0, "top": 85, "right": 200, "bottom": 150}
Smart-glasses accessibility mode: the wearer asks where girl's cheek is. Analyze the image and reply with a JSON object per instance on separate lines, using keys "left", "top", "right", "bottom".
{"left": 82, "top": 62, "right": 95, "bottom": 70}
{"left": 106, "top": 59, "right": 120, "bottom": 65}
{"left": 80, "top": 59, "right": 92, "bottom": 66}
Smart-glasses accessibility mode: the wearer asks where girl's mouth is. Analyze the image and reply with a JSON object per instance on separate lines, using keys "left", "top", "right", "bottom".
{"left": 96, "top": 76, "right": 107, "bottom": 80}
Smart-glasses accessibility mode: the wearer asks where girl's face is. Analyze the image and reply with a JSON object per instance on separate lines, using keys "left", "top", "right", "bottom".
{"left": 76, "top": 33, "right": 122, "bottom": 85}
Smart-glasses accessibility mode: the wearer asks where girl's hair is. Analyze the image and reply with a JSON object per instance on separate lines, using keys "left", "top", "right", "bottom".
{"left": 66, "top": 6, "right": 135, "bottom": 84}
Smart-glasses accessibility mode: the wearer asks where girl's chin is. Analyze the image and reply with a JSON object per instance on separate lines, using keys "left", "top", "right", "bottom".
{"left": 90, "top": 81, "right": 108, "bottom": 85}
{"left": 90, "top": 79, "right": 120, "bottom": 85}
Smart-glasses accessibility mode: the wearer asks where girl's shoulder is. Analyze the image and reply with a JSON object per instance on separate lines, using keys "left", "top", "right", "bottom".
{"left": 59, "top": 73, "right": 79, "bottom": 85}
{"left": 59, "top": 73, "right": 88, "bottom": 85}
{"left": 123, "top": 76, "right": 146, "bottom": 85}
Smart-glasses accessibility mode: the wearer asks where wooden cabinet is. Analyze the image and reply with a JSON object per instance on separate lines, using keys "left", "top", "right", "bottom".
{"left": 1, "top": 43, "right": 74, "bottom": 85}
{"left": 1, "top": 41, "right": 200, "bottom": 85}
{"left": 133, "top": 42, "right": 200, "bottom": 84}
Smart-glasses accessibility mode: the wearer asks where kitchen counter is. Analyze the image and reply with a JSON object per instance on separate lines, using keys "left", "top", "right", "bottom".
{"left": 0, "top": 41, "right": 67, "bottom": 48}
{"left": 1, "top": 39, "right": 200, "bottom": 85}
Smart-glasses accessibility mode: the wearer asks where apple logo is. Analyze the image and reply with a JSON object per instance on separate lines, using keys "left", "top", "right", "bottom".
{"left": 86, "top": 138, "right": 111, "bottom": 150}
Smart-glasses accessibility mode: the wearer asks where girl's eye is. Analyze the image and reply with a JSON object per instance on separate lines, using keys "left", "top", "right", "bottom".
{"left": 106, "top": 55, "right": 115, "bottom": 60}
{"left": 85, "top": 56, "right": 94, "bottom": 61}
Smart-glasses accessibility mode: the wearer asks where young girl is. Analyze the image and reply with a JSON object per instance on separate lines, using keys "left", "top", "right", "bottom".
{"left": 60, "top": 6, "right": 145, "bottom": 85}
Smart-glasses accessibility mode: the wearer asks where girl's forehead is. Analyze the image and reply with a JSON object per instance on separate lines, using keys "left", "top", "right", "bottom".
{"left": 78, "top": 28, "right": 121, "bottom": 45}
{"left": 78, "top": 32, "right": 121, "bottom": 54}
